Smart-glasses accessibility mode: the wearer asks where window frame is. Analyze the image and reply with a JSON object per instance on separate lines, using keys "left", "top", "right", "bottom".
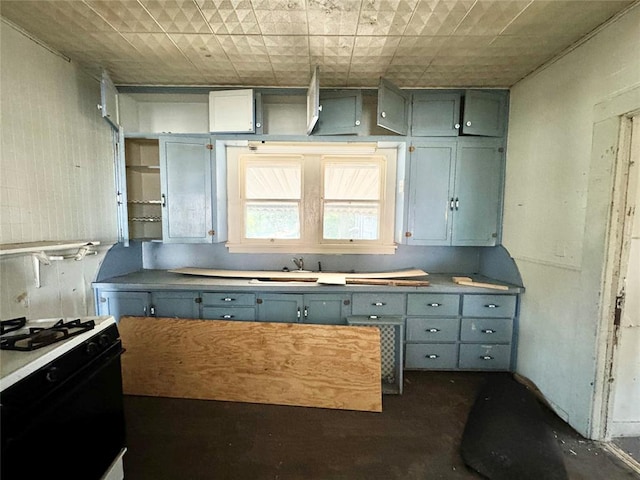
{"left": 226, "top": 143, "right": 399, "bottom": 254}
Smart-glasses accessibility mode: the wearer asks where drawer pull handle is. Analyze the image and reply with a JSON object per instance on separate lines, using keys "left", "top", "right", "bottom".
{"left": 426, "top": 354, "right": 440, "bottom": 359}
{"left": 485, "top": 304, "right": 499, "bottom": 308}
{"left": 427, "top": 328, "right": 440, "bottom": 333}
{"left": 222, "top": 314, "right": 234, "bottom": 319}
{"left": 428, "top": 303, "right": 441, "bottom": 307}
{"left": 480, "top": 355, "right": 494, "bottom": 360}
{"left": 368, "top": 315, "right": 379, "bottom": 319}
{"left": 222, "top": 297, "right": 235, "bottom": 302}
{"left": 372, "top": 302, "right": 386, "bottom": 306}
{"left": 482, "top": 329, "right": 495, "bottom": 334}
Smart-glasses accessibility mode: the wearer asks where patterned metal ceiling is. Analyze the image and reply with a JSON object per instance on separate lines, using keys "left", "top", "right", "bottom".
{"left": 0, "top": 0, "right": 636, "bottom": 88}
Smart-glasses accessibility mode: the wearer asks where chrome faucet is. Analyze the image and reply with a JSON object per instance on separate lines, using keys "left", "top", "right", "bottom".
{"left": 292, "top": 257, "right": 304, "bottom": 271}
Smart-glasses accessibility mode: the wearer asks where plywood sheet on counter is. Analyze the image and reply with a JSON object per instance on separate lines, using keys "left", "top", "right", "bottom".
{"left": 118, "top": 316, "right": 382, "bottom": 412}
{"left": 169, "top": 267, "right": 428, "bottom": 285}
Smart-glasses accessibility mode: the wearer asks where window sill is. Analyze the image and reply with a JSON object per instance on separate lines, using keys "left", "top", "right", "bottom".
{"left": 226, "top": 243, "right": 398, "bottom": 255}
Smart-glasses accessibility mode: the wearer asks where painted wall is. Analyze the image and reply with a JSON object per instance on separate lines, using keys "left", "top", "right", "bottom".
{"left": 0, "top": 22, "right": 118, "bottom": 320}
{"left": 503, "top": 5, "right": 640, "bottom": 437}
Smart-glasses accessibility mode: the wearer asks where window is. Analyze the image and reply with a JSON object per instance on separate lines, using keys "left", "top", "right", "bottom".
{"left": 226, "top": 143, "right": 398, "bottom": 254}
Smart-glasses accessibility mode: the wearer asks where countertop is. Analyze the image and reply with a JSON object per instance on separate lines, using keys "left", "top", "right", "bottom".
{"left": 93, "top": 269, "right": 525, "bottom": 294}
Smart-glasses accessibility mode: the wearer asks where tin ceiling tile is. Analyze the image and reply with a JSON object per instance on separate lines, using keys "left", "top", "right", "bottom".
{"left": 121, "top": 32, "right": 189, "bottom": 60}
{"left": 307, "top": 0, "right": 360, "bottom": 35}
{"left": 502, "top": 0, "right": 636, "bottom": 37}
{"left": 404, "top": 0, "right": 475, "bottom": 36}
{"left": 139, "top": 0, "right": 211, "bottom": 33}
{"left": 196, "top": 0, "right": 260, "bottom": 34}
{"left": 264, "top": 36, "right": 310, "bottom": 64}
{"left": 85, "top": 1, "right": 163, "bottom": 33}
{"left": 309, "top": 36, "right": 355, "bottom": 64}
{"left": 384, "top": 64, "right": 427, "bottom": 87}
{"left": 357, "top": 0, "right": 419, "bottom": 36}
{"left": 169, "top": 33, "right": 228, "bottom": 69}
{"left": 392, "top": 35, "right": 446, "bottom": 61}
{"left": 255, "top": 9, "right": 309, "bottom": 35}
{"left": 217, "top": 34, "right": 268, "bottom": 56}
{"left": 453, "top": 0, "right": 531, "bottom": 36}
{"left": 351, "top": 36, "right": 400, "bottom": 63}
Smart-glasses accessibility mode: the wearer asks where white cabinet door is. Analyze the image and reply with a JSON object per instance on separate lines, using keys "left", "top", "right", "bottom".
{"left": 209, "top": 89, "right": 255, "bottom": 133}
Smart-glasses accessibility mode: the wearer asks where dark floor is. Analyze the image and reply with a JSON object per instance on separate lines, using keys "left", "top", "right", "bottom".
{"left": 613, "top": 437, "right": 640, "bottom": 466}
{"left": 123, "top": 371, "right": 639, "bottom": 480}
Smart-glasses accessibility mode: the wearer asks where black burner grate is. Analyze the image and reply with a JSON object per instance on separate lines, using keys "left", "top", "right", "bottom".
{"left": 0, "top": 318, "right": 96, "bottom": 351}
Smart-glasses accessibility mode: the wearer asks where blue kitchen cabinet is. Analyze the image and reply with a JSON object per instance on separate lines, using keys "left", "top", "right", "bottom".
{"left": 406, "top": 138, "right": 503, "bottom": 246}
{"left": 411, "top": 92, "right": 462, "bottom": 137}
{"left": 257, "top": 294, "right": 350, "bottom": 324}
{"left": 257, "top": 294, "right": 302, "bottom": 323}
{"left": 95, "top": 290, "right": 150, "bottom": 322}
{"left": 160, "top": 137, "right": 214, "bottom": 243}
{"left": 461, "top": 90, "right": 507, "bottom": 137}
{"left": 150, "top": 291, "right": 200, "bottom": 319}
{"left": 99, "top": 70, "right": 119, "bottom": 130}
{"left": 314, "top": 90, "right": 363, "bottom": 135}
{"left": 377, "top": 78, "right": 409, "bottom": 135}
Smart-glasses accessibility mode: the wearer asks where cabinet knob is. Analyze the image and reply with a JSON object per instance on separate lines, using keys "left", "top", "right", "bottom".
{"left": 381, "top": 111, "right": 387, "bottom": 118}
{"left": 427, "top": 328, "right": 440, "bottom": 333}
{"left": 355, "top": 120, "right": 361, "bottom": 126}
{"left": 222, "top": 314, "right": 233, "bottom": 319}
{"left": 405, "top": 231, "right": 412, "bottom": 238}
{"left": 466, "top": 121, "right": 472, "bottom": 127}
{"left": 454, "top": 123, "right": 460, "bottom": 129}
{"left": 482, "top": 329, "right": 495, "bottom": 334}
{"left": 222, "top": 297, "right": 235, "bottom": 302}
{"left": 426, "top": 354, "right": 439, "bottom": 359}
{"left": 256, "top": 122, "right": 262, "bottom": 128}
{"left": 485, "top": 304, "right": 498, "bottom": 308}
{"left": 480, "top": 355, "right": 493, "bottom": 360}
{"left": 428, "top": 303, "right": 441, "bottom": 307}
{"left": 372, "top": 302, "right": 386, "bottom": 306}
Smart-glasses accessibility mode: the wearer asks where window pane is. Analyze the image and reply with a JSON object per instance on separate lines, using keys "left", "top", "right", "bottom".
{"left": 245, "top": 164, "right": 301, "bottom": 200}
{"left": 324, "top": 163, "right": 380, "bottom": 200}
{"left": 245, "top": 202, "right": 300, "bottom": 239}
{"left": 323, "top": 202, "right": 379, "bottom": 240}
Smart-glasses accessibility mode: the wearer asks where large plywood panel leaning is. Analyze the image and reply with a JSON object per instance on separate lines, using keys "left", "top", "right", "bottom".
{"left": 118, "top": 317, "right": 382, "bottom": 412}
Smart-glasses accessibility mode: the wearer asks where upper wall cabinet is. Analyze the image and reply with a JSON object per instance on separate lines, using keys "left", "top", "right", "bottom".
{"left": 313, "top": 90, "right": 363, "bottom": 135}
{"left": 118, "top": 136, "right": 227, "bottom": 244}
{"left": 461, "top": 90, "right": 506, "bottom": 137}
{"left": 411, "top": 90, "right": 507, "bottom": 138}
{"left": 377, "top": 78, "right": 409, "bottom": 135}
{"left": 411, "top": 92, "right": 461, "bottom": 136}
{"left": 100, "top": 71, "right": 119, "bottom": 129}
{"left": 209, "top": 89, "right": 255, "bottom": 133}
{"left": 405, "top": 138, "right": 503, "bottom": 246}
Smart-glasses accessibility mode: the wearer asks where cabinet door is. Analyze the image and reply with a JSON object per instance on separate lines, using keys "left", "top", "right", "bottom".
{"left": 411, "top": 93, "right": 461, "bottom": 136}
{"left": 115, "top": 128, "right": 129, "bottom": 245}
{"left": 209, "top": 89, "right": 254, "bottom": 133}
{"left": 377, "top": 78, "right": 409, "bottom": 135}
{"left": 160, "top": 137, "right": 213, "bottom": 243}
{"left": 96, "top": 291, "right": 149, "bottom": 322}
{"left": 314, "top": 90, "right": 363, "bottom": 135}
{"left": 100, "top": 70, "right": 119, "bottom": 129}
{"left": 150, "top": 291, "right": 199, "bottom": 319}
{"left": 303, "top": 294, "right": 350, "bottom": 325}
{"left": 462, "top": 90, "right": 506, "bottom": 137}
{"left": 406, "top": 142, "right": 456, "bottom": 245}
{"left": 257, "top": 294, "right": 302, "bottom": 323}
{"left": 452, "top": 139, "right": 502, "bottom": 246}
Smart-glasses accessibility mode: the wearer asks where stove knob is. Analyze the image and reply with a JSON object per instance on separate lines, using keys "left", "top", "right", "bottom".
{"left": 45, "top": 367, "right": 60, "bottom": 383}
{"left": 85, "top": 341, "right": 99, "bottom": 356}
{"left": 98, "top": 333, "right": 111, "bottom": 347}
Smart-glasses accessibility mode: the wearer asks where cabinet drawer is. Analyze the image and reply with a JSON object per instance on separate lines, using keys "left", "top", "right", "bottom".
{"left": 460, "top": 318, "right": 513, "bottom": 343}
{"left": 351, "top": 293, "right": 405, "bottom": 315}
{"left": 405, "top": 343, "right": 458, "bottom": 369}
{"left": 406, "top": 318, "right": 459, "bottom": 342}
{"left": 458, "top": 344, "right": 511, "bottom": 370}
{"left": 201, "top": 293, "right": 256, "bottom": 306}
{"left": 407, "top": 294, "right": 460, "bottom": 316}
{"left": 202, "top": 307, "right": 256, "bottom": 321}
{"left": 462, "top": 294, "right": 516, "bottom": 318}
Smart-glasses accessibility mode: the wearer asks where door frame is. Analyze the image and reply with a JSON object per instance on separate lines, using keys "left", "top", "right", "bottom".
{"left": 590, "top": 83, "right": 640, "bottom": 441}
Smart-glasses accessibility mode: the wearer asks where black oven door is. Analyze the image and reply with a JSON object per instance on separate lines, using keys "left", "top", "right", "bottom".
{"left": 1, "top": 342, "right": 126, "bottom": 480}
